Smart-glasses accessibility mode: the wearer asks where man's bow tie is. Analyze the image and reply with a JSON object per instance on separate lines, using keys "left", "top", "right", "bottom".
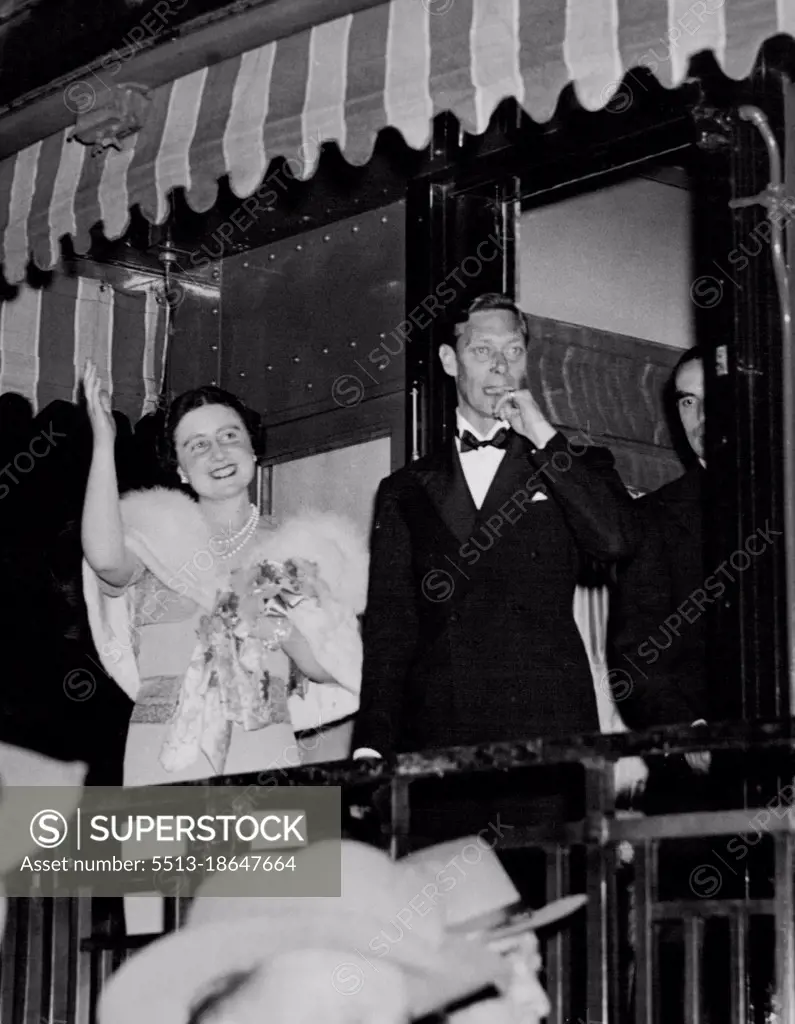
{"left": 458, "top": 427, "right": 511, "bottom": 453}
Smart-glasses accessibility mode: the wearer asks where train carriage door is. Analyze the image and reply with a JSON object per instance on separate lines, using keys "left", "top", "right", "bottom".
{"left": 218, "top": 203, "right": 407, "bottom": 762}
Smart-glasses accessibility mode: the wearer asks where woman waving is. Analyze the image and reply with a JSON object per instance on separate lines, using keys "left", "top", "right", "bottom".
{"left": 81, "top": 361, "right": 366, "bottom": 787}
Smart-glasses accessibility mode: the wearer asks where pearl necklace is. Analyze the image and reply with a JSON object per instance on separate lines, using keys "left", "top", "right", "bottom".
{"left": 216, "top": 503, "right": 261, "bottom": 560}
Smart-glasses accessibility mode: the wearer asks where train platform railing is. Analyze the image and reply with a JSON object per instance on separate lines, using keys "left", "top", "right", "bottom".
{"left": 1, "top": 718, "right": 794, "bottom": 1024}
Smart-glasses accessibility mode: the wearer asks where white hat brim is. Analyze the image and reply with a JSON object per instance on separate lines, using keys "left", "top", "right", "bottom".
{"left": 99, "top": 906, "right": 506, "bottom": 1024}
{"left": 465, "top": 892, "right": 590, "bottom": 937}
{"left": 456, "top": 893, "right": 588, "bottom": 942}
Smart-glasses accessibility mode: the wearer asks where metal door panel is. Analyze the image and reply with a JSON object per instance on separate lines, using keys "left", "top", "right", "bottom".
{"left": 220, "top": 202, "right": 405, "bottom": 424}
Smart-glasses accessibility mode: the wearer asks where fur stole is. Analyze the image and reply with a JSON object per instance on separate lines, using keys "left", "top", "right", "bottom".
{"left": 117, "top": 488, "right": 368, "bottom": 615}
{"left": 82, "top": 487, "right": 368, "bottom": 733}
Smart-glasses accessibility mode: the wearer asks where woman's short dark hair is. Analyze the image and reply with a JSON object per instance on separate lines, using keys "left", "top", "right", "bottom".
{"left": 160, "top": 385, "right": 264, "bottom": 472}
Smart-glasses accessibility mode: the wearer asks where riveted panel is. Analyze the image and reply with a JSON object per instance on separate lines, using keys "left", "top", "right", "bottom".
{"left": 167, "top": 275, "right": 223, "bottom": 396}
{"left": 218, "top": 201, "right": 405, "bottom": 426}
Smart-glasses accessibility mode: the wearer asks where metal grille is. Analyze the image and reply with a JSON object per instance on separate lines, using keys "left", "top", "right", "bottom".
{"left": 1, "top": 727, "right": 793, "bottom": 1024}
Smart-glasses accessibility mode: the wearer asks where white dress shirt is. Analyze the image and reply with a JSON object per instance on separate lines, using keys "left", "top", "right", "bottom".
{"left": 455, "top": 411, "right": 511, "bottom": 509}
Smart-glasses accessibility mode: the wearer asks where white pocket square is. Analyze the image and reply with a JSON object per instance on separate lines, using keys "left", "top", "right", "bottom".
{"left": 531, "top": 491, "right": 548, "bottom": 502}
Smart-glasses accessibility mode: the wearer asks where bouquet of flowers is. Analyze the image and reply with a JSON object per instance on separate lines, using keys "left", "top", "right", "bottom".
{"left": 160, "top": 557, "right": 325, "bottom": 773}
{"left": 198, "top": 558, "right": 326, "bottom": 723}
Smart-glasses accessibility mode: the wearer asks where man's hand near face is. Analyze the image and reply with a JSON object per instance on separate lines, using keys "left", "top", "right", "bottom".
{"left": 493, "top": 388, "right": 557, "bottom": 450}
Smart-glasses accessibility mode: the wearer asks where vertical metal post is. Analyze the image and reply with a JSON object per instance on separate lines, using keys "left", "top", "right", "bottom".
{"left": 773, "top": 833, "right": 795, "bottom": 1024}
{"left": 410, "top": 386, "right": 421, "bottom": 462}
{"left": 404, "top": 174, "right": 449, "bottom": 462}
{"left": 683, "top": 916, "right": 703, "bottom": 1024}
{"left": 20, "top": 896, "right": 46, "bottom": 1024}
{"left": 634, "top": 842, "right": 655, "bottom": 1024}
{"left": 584, "top": 760, "right": 614, "bottom": 1024}
{"left": 73, "top": 892, "right": 94, "bottom": 1024}
{"left": 728, "top": 909, "right": 748, "bottom": 1024}
{"left": 50, "top": 898, "right": 73, "bottom": 1024}
{"left": 0, "top": 896, "right": 19, "bottom": 1022}
{"left": 389, "top": 775, "right": 411, "bottom": 859}
{"left": 546, "top": 845, "right": 572, "bottom": 1024}
{"left": 605, "top": 844, "right": 624, "bottom": 1023}
{"left": 782, "top": 75, "right": 795, "bottom": 712}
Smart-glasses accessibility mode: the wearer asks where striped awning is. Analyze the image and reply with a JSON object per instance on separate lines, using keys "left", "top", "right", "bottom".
{"left": 0, "top": 0, "right": 792, "bottom": 285}
{"left": 0, "top": 271, "right": 167, "bottom": 418}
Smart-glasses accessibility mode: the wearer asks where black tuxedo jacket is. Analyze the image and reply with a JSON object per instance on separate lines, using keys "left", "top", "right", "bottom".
{"left": 608, "top": 465, "right": 708, "bottom": 729}
{"left": 352, "top": 430, "right": 636, "bottom": 756}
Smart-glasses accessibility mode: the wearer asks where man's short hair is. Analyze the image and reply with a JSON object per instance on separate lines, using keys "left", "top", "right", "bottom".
{"left": 453, "top": 293, "right": 529, "bottom": 346}
{"left": 672, "top": 344, "right": 704, "bottom": 380}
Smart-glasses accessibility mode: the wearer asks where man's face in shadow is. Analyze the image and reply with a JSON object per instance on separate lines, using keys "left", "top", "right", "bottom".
{"left": 675, "top": 357, "right": 704, "bottom": 463}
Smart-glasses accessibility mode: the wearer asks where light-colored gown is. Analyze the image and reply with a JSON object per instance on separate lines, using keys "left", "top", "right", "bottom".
{"left": 106, "top": 563, "right": 299, "bottom": 785}
{"left": 82, "top": 486, "right": 367, "bottom": 932}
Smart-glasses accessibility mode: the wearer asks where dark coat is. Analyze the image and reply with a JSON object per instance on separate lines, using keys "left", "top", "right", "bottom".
{"left": 606, "top": 466, "right": 745, "bottom": 823}
{"left": 352, "top": 430, "right": 636, "bottom": 757}
{"left": 607, "top": 465, "right": 708, "bottom": 730}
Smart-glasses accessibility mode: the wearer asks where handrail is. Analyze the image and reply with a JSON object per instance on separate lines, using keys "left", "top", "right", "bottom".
{"left": 158, "top": 717, "right": 795, "bottom": 791}
{"left": 4, "top": 724, "right": 794, "bottom": 1024}
{"left": 609, "top": 808, "right": 795, "bottom": 843}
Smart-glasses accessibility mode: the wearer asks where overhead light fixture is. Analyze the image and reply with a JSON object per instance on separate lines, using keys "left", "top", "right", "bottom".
{"left": 69, "top": 82, "right": 151, "bottom": 157}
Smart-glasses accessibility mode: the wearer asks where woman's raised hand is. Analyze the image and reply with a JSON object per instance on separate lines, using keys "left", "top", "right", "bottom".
{"left": 83, "top": 359, "right": 116, "bottom": 446}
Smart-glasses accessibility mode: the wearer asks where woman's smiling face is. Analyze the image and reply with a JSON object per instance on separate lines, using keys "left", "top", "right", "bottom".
{"left": 173, "top": 403, "right": 256, "bottom": 500}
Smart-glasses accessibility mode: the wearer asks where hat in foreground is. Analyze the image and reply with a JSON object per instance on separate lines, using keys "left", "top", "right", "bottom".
{"left": 0, "top": 741, "right": 87, "bottom": 875}
{"left": 402, "top": 836, "right": 587, "bottom": 940}
{"left": 99, "top": 839, "right": 509, "bottom": 1024}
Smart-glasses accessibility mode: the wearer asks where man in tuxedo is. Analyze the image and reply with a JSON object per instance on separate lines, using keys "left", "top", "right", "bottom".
{"left": 352, "top": 293, "right": 635, "bottom": 761}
